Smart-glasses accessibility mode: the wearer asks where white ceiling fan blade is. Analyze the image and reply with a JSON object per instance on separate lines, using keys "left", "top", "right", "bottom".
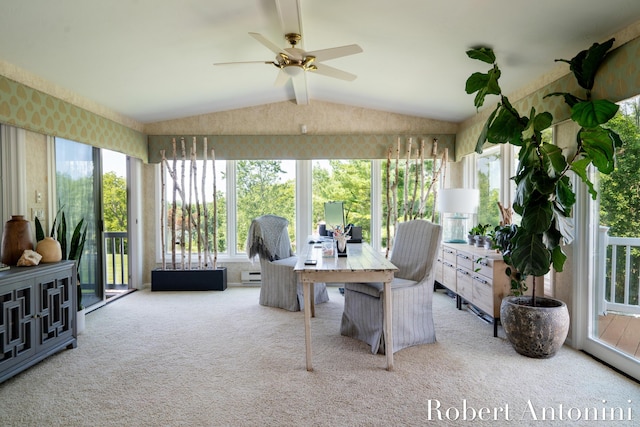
{"left": 276, "top": 0, "right": 302, "bottom": 39}
{"left": 274, "top": 69, "right": 290, "bottom": 87}
{"left": 313, "top": 63, "right": 358, "bottom": 81}
{"left": 249, "top": 32, "right": 288, "bottom": 56}
{"left": 307, "top": 44, "right": 363, "bottom": 62}
{"left": 290, "top": 70, "right": 309, "bottom": 105}
{"left": 213, "top": 60, "right": 272, "bottom": 66}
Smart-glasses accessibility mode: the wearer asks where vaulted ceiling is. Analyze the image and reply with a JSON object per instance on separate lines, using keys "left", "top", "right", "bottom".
{"left": 1, "top": 0, "right": 640, "bottom": 125}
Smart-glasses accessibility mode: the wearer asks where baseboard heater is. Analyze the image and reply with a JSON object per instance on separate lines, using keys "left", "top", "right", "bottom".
{"left": 241, "top": 271, "right": 262, "bottom": 285}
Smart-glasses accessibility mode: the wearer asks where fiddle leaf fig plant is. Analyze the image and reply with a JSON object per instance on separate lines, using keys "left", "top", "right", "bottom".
{"left": 465, "top": 38, "right": 623, "bottom": 305}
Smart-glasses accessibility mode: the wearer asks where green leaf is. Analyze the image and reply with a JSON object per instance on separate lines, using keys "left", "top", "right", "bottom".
{"left": 555, "top": 176, "right": 576, "bottom": 215}
{"left": 606, "top": 127, "right": 624, "bottom": 148}
{"left": 465, "top": 72, "right": 490, "bottom": 95}
{"left": 580, "top": 126, "right": 616, "bottom": 174}
{"left": 540, "top": 142, "right": 567, "bottom": 178}
{"left": 561, "top": 38, "right": 615, "bottom": 90}
{"left": 570, "top": 157, "right": 598, "bottom": 199}
{"left": 551, "top": 245, "right": 567, "bottom": 272}
{"left": 487, "top": 105, "right": 525, "bottom": 143}
{"left": 521, "top": 199, "right": 553, "bottom": 234}
{"left": 466, "top": 66, "right": 502, "bottom": 109}
{"left": 571, "top": 100, "right": 619, "bottom": 128}
{"left": 35, "top": 217, "right": 44, "bottom": 242}
{"left": 57, "top": 212, "right": 68, "bottom": 260}
{"left": 533, "top": 111, "right": 553, "bottom": 132}
{"left": 68, "top": 218, "right": 86, "bottom": 262}
{"left": 554, "top": 210, "right": 575, "bottom": 245}
{"left": 510, "top": 230, "right": 551, "bottom": 277}
{"left": 466, "top": 47, "right": 496, "bottom": 64}
{"left": 475, "top": 105, "right": 499, "bottom": 153}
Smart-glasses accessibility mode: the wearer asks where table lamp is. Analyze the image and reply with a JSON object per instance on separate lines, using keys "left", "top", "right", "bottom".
{"left": 437, "top": 188, "right": 479, "bottom": 243}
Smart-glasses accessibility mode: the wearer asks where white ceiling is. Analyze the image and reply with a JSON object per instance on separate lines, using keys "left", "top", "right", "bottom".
{"left": 1, "top": 0, "right": 640, "bottom": 125}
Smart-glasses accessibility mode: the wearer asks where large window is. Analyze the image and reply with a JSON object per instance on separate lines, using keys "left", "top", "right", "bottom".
{"left": 235, "top": 160, "right": 295, "bottom": 252}
{"left": 159, "top": 157, "right": 439, "bottom": 259}
{"left": 381, "top": 158, "right": 438, "bottom": 248}
{"left": 161, "top": 158, "right": 226, "bottom": 261}
{"left": 476, "top": 146, "right": 501, "bottom": 227}
{"left": 312, "top": 160, "right": 371, "bottom": 240}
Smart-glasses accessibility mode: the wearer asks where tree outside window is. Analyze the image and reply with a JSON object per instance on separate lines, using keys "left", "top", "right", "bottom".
{"left": 312, "top": 160, "right": 371, "bottom": 240}
{"left": 235, "top": 160, "right": 295, "bottom": 252}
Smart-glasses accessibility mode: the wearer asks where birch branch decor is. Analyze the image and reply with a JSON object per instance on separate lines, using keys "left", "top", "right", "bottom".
{"left": 384, "top": 136, "right": 445, "bottom": 253}
{"left": 158, "top": 136, "right": 219, "bottom": 272}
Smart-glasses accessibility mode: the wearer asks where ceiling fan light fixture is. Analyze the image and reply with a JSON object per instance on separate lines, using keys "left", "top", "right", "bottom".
{"left": 283, "top": 65, "right": 303, "bottom": 77}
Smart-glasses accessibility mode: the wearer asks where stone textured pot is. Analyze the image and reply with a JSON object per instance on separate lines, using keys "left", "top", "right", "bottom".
{"left": 36, "top": 237, "right": 63, "bottom": 262}
{"left": 1, "top": 215, "right": 34, "bottom": 265}
{"left": 500, "top": 296, "right": 569, "bottom": 358}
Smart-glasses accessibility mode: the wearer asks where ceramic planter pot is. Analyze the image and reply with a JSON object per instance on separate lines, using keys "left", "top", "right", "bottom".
{"left": 500, "top": 296, "right": 569, "bottom": 358}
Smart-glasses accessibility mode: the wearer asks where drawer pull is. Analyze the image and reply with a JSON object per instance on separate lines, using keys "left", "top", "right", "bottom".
{"left": 474, "top": 276, "right": 489, "bottom": 284}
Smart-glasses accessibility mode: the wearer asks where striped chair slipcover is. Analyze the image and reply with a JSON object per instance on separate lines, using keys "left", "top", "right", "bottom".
{"left": 340, "top": 219, "right": 442, "bottom": 354}
{"left": 247, "top": 215, "right": 329, "bottom": 311}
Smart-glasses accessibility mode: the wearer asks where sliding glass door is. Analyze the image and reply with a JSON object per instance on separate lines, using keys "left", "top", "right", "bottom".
{"left": 55, "top": 138, "right": 103, "bottom": 309}
{"left": 582, "top": 95, "right": 640, "bottom": 382}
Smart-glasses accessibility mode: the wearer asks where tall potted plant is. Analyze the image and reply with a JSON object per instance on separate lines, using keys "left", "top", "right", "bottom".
{"left": 465, "top": 38, "right": 622, "bottom": 357}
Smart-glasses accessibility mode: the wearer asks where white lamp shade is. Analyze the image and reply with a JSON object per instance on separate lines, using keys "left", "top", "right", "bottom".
{"left": 437, "top": 188, "right": 480, "bottom": 213}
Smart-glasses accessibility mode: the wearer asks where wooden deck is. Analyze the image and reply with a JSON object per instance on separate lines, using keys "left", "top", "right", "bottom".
{"left": 598, "top": 312, "right": 640, "bottom": 357}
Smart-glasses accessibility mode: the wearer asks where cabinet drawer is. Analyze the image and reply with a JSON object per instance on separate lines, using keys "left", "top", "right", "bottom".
{"left": 473, "top": 255, "right": 494, "bottom": 278}
{"left": 456, "top": 268, "right": 473, "bottom": 300}
{"left": 434, "top": 258, "right": 444, "bottom": 285}
{"left": 442, "top": 247, "right": 457, "bottom": 264}
{"left": 472, "top": 274, "right": 494, "bottom": 316}
{"left": 456, "top": 251, "right": 474, "bottom": 270}
{"left": 442, "top": 262, "right": 457, "bottom": 292}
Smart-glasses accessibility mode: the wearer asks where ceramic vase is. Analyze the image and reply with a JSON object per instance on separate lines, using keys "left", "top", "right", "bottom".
{"left": 1, "top": 215, "right": 34, "bottom": 265}
{"left": 36, "top": 236, "right": 63, "bottom": 262}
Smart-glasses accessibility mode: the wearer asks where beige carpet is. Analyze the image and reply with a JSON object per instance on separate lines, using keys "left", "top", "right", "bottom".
{"left": 0, "top": 286, "right": 638, "bottom": 427}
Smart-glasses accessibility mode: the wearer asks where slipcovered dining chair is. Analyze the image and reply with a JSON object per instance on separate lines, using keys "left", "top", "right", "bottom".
{"left": 246, "top": 214, "right": 329, "bottom": 311}
{"left": 340, "top": 219, "right": 442, "bottom": 354}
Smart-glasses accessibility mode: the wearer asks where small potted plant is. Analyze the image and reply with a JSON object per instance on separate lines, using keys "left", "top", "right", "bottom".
{"left": 469, "top": 223, "right": 490, "bottom": 247}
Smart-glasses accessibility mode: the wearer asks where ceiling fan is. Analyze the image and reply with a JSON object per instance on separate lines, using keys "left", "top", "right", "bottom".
{"left": 214, "top": 0, "right": 363, "bottom": 105}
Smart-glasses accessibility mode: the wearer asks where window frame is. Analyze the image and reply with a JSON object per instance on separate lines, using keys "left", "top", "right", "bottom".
{"left": 155, "top": 159, "right": 389, "bottom": 263}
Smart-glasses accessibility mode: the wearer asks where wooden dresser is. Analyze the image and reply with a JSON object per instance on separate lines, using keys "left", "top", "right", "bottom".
{"left": 435, "top": 242, "right": 511, "bottom": 336}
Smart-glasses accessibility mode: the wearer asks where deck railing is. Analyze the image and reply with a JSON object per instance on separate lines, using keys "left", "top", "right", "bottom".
{"left": 104, "top": 231, "right": 128, "bottom": 287}
{"left": 598, "top": 226, "right": 640, "bottom": 316}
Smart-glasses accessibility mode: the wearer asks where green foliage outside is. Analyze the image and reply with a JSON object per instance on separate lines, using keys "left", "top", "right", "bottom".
{"left": 103, "top": 172, "right": 127, "bottom": 232}
{"left": 477, "top": 151, "right": 500, "bottom": 227}
{"left": 381, "top": 159, "right": 437, "bottom": 248}
{"left": 156, "top": 158, "right": 437, "bottom": 255}
{"left": 599, "top": 98, "right": 640, "bottom": 305}
{"left": 313, "top": 160, "right": 372, "bottom": 240}
{"left": 236, "top": 160, "right": 295, "bottom": 252}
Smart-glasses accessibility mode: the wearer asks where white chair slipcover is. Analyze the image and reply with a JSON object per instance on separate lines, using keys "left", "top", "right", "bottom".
{"left": 247, "top": 215, "right": 329, "bottom": 311}
{"left": 340, "top": 219, "right": 442, "bottom": 354}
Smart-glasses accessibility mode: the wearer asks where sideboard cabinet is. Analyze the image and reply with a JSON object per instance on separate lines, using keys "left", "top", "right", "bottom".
{"left": 435, "top": 243, "right": 511, "bottom": 336}
{"left": 0, "top": 261, "right": 77, "bottom": 383}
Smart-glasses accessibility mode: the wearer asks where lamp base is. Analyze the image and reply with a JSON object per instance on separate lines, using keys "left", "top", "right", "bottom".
{"left": 444, "top": 238, "right": 467, "bottom": 244}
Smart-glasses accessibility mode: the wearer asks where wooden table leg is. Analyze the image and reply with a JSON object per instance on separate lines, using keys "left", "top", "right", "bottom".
{"left": 383, "top": 280, "right": 394, "bottom": 371}
{"left": 303, "top": 280, "right": 313, "bottom": 371}
{"left": 310, "top": 282, "right": 315, "bottom": 318}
